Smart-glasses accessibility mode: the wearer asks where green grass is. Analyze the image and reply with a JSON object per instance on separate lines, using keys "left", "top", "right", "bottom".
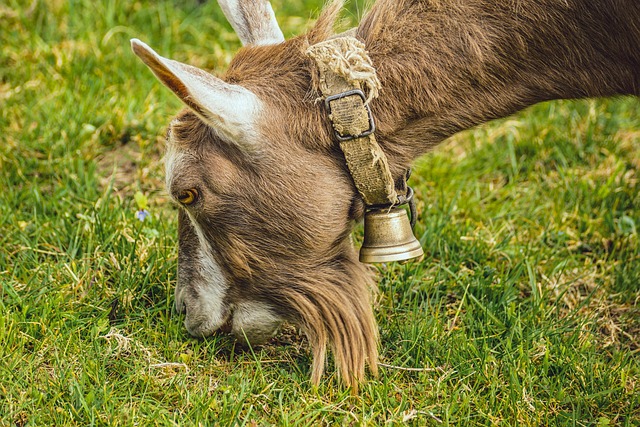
{"left": 1, "top": 0, "right": 638, "bottom": 425}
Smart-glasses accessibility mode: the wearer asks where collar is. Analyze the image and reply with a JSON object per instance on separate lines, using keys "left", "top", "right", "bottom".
{"left": 306, "top": 36, "right": 401, "bottom": 207}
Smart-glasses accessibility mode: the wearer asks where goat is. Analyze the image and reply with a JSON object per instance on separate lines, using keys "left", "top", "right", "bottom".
{"left": 131, "top": 0, "right": 639, "bottom": 390}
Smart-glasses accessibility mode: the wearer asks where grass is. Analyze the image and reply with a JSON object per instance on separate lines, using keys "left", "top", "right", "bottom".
{"left": 1, "top": 0, "right": 638, "bottom": 425}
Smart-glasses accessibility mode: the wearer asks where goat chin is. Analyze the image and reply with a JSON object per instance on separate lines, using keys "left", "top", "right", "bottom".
{"left": 230, "top": 300, "right": 284, "bottom": 345}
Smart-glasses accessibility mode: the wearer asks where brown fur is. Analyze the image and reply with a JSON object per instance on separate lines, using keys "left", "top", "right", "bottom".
{"left": 165, "top": 0, "right": 638, "bottom": 390}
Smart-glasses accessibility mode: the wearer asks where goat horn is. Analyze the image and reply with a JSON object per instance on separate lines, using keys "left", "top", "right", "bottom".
{"left": 217, "top": 0, "right": 284, "bottom": 46}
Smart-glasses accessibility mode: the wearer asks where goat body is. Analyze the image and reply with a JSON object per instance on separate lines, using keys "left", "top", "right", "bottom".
{"left": 132, "top": 0, "right": 639, "bottom": 390}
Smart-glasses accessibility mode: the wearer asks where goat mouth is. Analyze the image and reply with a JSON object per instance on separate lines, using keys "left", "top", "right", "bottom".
{"left": 181, "top": 305, "right": 233, "bottom": 338}
{"left": 219, "top": 316, "right": 233, "bottom": 334}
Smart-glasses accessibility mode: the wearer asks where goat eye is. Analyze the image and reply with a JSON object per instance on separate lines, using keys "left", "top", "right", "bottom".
{"left": 176, "top": 189, "right": 199, "bottom": 206}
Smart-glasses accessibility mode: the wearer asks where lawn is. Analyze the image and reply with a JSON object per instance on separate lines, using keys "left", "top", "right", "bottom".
{"left": 1, "top": 0, "right": 638, "bottom": 425}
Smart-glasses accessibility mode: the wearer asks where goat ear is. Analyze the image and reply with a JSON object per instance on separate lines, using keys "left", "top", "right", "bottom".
{"left": 131, "top": 38, "right": 260, "bottom": 151}
{"left": 217, "top": 0, "right": 284, "bottom": 46}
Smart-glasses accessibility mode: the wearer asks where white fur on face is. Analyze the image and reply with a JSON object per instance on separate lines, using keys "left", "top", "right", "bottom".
{"left": 178, "top": 213, "right": 232, "bottom": 337}
{"left": 164, "top": 124, "right": 187, "bottom": 194}
{"left": 232, "top": 300, "right": 283, "bottom": 345}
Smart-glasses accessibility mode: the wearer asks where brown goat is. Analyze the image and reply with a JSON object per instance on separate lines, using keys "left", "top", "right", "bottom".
{"left": 132, "top": 0, "right": 639, "bottom": 390}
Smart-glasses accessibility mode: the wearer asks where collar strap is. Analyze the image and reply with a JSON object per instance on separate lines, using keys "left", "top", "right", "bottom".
{"left": 307, "top": 36, "right": 399, "bottom": 207}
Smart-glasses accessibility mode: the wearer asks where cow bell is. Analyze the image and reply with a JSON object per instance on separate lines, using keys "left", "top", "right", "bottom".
{"left": 359, "top": 207, "right": 424, "bottom": 264}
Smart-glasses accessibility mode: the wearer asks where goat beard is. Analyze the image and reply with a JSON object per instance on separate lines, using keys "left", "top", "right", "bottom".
{"left": 276, "top": 255, "right": 379, "bottom": 392}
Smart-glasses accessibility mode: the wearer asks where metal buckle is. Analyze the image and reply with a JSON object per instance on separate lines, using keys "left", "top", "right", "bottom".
{"left": 365, "top": 186, "right": 417, "bottom": 229}
{"left": 324, "top": 89, "right": 376, "bottom": 142}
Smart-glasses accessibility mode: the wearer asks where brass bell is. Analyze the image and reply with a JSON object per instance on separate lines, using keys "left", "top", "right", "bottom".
{"left": 359, "top": 207, "right": 424, "bottom": 263}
